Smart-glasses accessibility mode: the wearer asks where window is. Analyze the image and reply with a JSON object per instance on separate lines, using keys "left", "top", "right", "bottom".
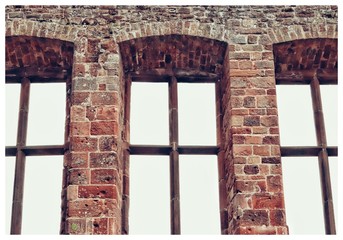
{"left": 274, "top": 38, "right": 338, "bottom": 234}
{"left": 125, "top": 72, "right": 221, "bottom": 234}
{"left": 5, "top": 36, "right": 73, "bottom": 234}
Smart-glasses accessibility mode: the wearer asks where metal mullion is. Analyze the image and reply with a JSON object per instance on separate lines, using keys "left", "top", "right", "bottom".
{"left": 169, "top": 76, "right": 181, "bottom": 234}
{"left": 10, "top": 77, "right": 30, "bottom": 234}
{"left": 216, "top": 79, "right": 227, "bottom": 234}
{"left": 310, "top": 74, "right": 336, "bottom": 234}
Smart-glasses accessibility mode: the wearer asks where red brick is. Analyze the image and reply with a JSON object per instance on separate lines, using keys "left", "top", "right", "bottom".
{"left": 70, "top": 106, "right": 86, "bottom": 122}
{"left": 232, "top": 127, "right": 252, "bottom": 134}
{"left": 71, "top": 137, "right": 98, "bottom": 152}
{"left": 92, "top": 218, "right": 108, "bottom": 234}
{"left": 99, "top": 136, "right": 118, "bottom": 151}
{"left": 244, "top": 165, "right": 259, "bottom": 175}
{"left": 262, "top": 136, "right": 280, "bottom": 145}
{"left": 240, "top": 210, "right": 269, "bottom": 226}
{"left": 261, "top": 116, "right": 278, "bottom": 127}
{"left": 270, "top": 209, "right": 286, "bottom": 226}
{"left": 256, "top": 95, "right": 277, "bottom": 108}
{"left": 96, "top": 106, "right": 118, "bottom": 121}
{"left": 91, "top": 92, "right": 118, "bottom": 105}
{"left": 252, "top": 193, "right": 284, "bottom": 209}
{"left": 70, "top": 122, "right": 90, "bottom": 136}
{"left": 244, "top": 136, "right": 262, "bottom": 144}
{"left": 67, "top": 152, "right": 88, "bottom": 168}
{"left": 253, "top": 146, "right": 270, "bottom": 156}
{"left": 69, "top": 169, "right": 90, "bottom": 185}
{"left": 78, "top": 185, "right": 118, "bottom": 199}
{"left": 68, "top": 199, "right": 114, "bottom": 218}
{"left": 235, "top": 226, "right": 277, "bottom": 234}
{"left": 91, "top": 169, "right": 119, "bottom": 184}
{"left": 243, "top": 116, "right": 260, "bottom": 126}
{"left": 90, "top": 152, "right": 118, "bottom": 168}
{"left": 267, "top": 175, "right": 283, "bottom": 192}
{"left": 91, "top": 121, "right": 118, "bottom": 135}
{"left": 233, "top": 145, "right": 252, "bottom": 156}
{"left": 72, "top": 92, "right": 90, "bottom": 105}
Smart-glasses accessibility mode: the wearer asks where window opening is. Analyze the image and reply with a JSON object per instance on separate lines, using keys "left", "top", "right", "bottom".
{"left": 129, "top": 155, "right": 170, "bottom": 234}
{"left": 127, "top": 72, "right": 221, "bottom": 234}
{"left": 27, "top": 83, "right": 66, "bottom": 145}
{"left": 178, "top": 83, "right": 216, "bottom": 145}
{"left": 179, "top": 155, "right": 220, "bottom": 234}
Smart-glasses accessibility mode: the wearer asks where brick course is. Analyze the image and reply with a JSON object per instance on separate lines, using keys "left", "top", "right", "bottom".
{"left": 5, "top": 5, "right": 337, "bottom": 235}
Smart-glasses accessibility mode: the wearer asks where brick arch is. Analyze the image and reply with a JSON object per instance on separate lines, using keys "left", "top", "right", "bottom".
{"left": 118, "top": 34, "right": 228, "bottom": 75}
{"left": 262, "top": 23, "right": 338, "bottom": 46}
{"left": 6, "top": 19, "right": 80, "bottom": 43}
{"left": 114, "top": 20, "right": 227, "bottom": 43}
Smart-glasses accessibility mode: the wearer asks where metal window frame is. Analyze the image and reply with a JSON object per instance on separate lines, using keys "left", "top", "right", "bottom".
{"left": 122, "top": 70, "right": 223, "bottom": 234}
{"left": 5, "top": 73, "right": 70, "bottom": 234}
{"left": 276, "top": 69, "right": 337, "bottom": 234}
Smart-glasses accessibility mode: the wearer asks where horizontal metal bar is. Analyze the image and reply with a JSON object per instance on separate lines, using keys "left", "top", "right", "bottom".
{"left": 5, "top": 145, "right": 67, "bottom": 157}
{"left": 281, "top": 146, "right": 338, "bottom": 157}
{"left": 129, "top": 145, "right": 219, "bottom": 155}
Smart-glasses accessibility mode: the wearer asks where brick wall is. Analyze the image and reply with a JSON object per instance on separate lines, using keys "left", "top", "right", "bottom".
{"left": 5, "top": 5, "right": 337, "bottom": 235}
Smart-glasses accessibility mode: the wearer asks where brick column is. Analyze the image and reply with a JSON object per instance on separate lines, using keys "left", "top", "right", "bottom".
{"left": 61, "top": 37, "right": 123, "bottom": 234}
{"left": 223, "top": 41, "right": 288, "bottom": 234}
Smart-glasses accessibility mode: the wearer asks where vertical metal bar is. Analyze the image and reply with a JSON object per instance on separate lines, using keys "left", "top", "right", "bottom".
{"left": 11, "top": 77, "right": 30, "bottom": 234}
{"left": 169, "top": 76, "right": 181, "bottom": 234}
{"left": 215, "top": 79, "right": 227, "bottom": 234}
{"left": 60, "top": 74, "right": 72, "bottom": 234}
{"left": 310, "top": 73, "right": 336, "bottom": 234}
{"left": 122, "top": 76, "right": 132, "bottom": 234}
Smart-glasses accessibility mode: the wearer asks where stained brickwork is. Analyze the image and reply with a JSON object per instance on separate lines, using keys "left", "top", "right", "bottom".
{"left": 5, "top": 5, "right": 337, "bottom": 235}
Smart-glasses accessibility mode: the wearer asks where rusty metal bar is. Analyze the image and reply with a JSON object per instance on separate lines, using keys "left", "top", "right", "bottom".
{"left": 169, "top": 76, "right": 181, "bottom": 234}
{"left": 129, "top": 145, "right": 218, "bottom": 155}
{"left": 310, "top": 74, "right": 336, "bottom": 234}
{"left": 215, "top": 79, "right": 227, "bottom": 234}
{"left": 6, "top": 145, "right": 66, "bottom": 157}
{"left": 280, "top": 146, "right": 338, "bottom": 157}
{"left": 10, "top": 77, "right": 30, "bottom": 234}
{"left": 121, "top": 76, "right": 132, "bottom": 235}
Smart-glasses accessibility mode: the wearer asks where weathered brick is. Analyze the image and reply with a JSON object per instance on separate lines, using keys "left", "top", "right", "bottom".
{"left": 68, "top": 169, "right": 90, "bottom": 185}
{"left": 67, "top": 152, "right": 89, "bottom": 168}
{"left": 92, "top": 218, "right": 109, "bottom": 234}
{"left": 233, "top": 145, "right": 252, "bottom": 156}
{"left": 91, "top": 92, "right": 118, "bottom": 105}
{"left": 78, "top": 185, "right": 118, "bottom": 199}
{"left": 253, "top": 145, "right": 270, "bottom": 156}
{"left": 267, "top": 175, "right": 283, "bottom": 192}
{"left": 243, "top": 96, "right": 255, "bottom": 108}
{"left": 99, "top": 136, "right": 118, "bottom": 151}
{"left": 91, "top": 121, "right": 118, "bottom": 135}
{"left": 70, "top": 122, "right": 90, "bottom": 136}
{"left": 91, "top": 169, "right": 119, "bottom": 184}
{"left": 257, "top": 95, "right": 277, "bottom": 108}
{"left": 244, "top": 116, "right": 260, "bottom": 126}
{"left": 240, "top": 210, "right": 269, "bottom": 226}
{"left": 68, "top": 199, "right": 116, "bottom": 218}
{"left": 71, "top": 137, "right": 98, "bottom": 152}
{"left": 252, "top": 193, "right": 284, "bottom": 209}
{"left": 262, "top": 157, "right": 281, "bottom": 164}
{"left": 270, "top": 209, "right": 286, "bottom": 226}
{"left": 244, "top": 165, "right": 259, "bottom": 175}
{"left": 90, "top": 152, "right": 118, "bottom": 168}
